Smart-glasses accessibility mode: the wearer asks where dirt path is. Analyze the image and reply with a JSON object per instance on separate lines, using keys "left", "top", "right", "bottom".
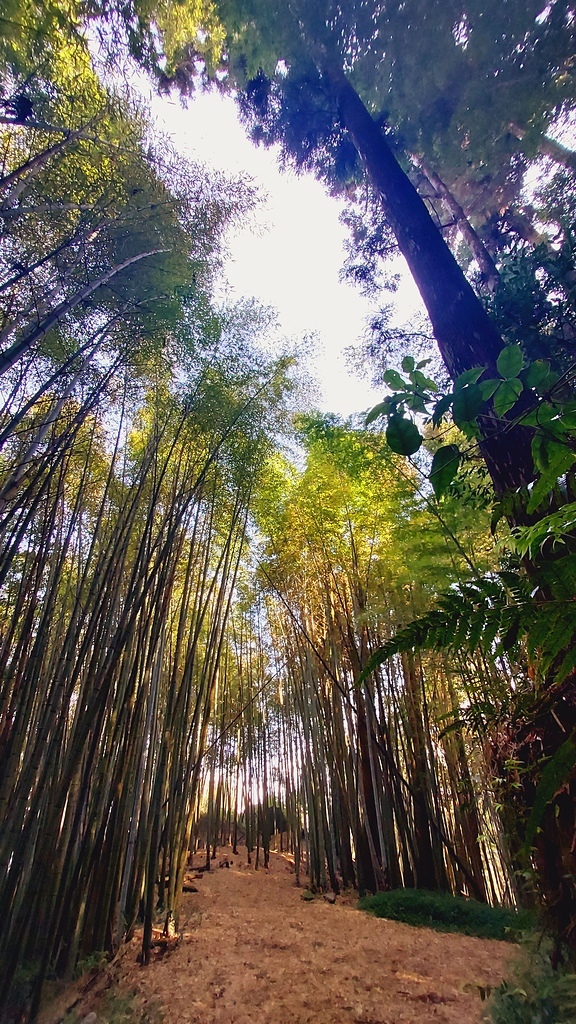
{"left": 101, "top": 846, "right": 515, "bottom": 1024}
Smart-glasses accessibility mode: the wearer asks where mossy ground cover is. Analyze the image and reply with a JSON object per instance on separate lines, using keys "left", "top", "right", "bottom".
{"left": 358, "top": 888, "right": 535, "bottom": 942}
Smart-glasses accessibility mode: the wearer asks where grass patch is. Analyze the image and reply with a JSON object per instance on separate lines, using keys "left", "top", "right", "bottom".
{"left": 358, "top": 888, "right": 534, "bottom": 941}
{"left": 73, "top": 949, "right": 108, "bottom": 979}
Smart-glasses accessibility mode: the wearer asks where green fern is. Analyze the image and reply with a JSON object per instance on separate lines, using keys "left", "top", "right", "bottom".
{"left": 511, "top": 503, "right": 576, "bottom": 558}
{"left": 360, "top": 561, "right": 576, "bottom": 689}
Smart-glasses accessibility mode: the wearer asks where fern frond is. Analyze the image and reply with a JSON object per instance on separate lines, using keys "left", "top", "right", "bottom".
{"left": 510, "top": 503, "right": 576, "bottom": 558}
{"left": 360, "top": 565, "right": 576, "bottom": 692}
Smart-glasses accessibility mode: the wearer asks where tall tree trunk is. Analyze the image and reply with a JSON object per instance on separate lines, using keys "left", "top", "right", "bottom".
{"left": 327, "top": 67, "right": 534, "bottom": 495}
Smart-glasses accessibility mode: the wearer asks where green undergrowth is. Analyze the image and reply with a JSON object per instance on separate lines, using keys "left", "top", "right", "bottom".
{"left": 63, "top": 991, "right": 164, "bottom": 1024}
{"left": 488, "top": 954, "right": 576, "bottom": 1023}
{"left": 358, "top": 888, "right": 535, "bottom": 941}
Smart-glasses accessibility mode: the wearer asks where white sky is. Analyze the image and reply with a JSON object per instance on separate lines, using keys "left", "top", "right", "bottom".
{"left": 144, "top": 86, "right": 425, "bottom": 417}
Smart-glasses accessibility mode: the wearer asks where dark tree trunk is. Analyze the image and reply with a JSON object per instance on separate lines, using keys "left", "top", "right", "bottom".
{"left": 328, "top": 67, "right": 534, "bottom": 496}
{"left": 506, "top": 677, "right": 576, "bottom": 962}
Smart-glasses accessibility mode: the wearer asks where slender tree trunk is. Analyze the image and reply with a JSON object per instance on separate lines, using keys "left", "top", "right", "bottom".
{"left": 0, "top": 129, "right": 85, "bottom": 196}
{"left": 0, "top": 249, "right": 164, "bottom": 375}
{"left": 509, "top": 122, "right": 576, "bottom": 172}
{"left": 414, "top": 158, "right": 500, "bottom": 292}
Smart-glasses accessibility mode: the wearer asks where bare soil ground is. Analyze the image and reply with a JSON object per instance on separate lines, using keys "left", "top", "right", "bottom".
{"left": 46, "top": 845, "right": 518, "bottom": 1024}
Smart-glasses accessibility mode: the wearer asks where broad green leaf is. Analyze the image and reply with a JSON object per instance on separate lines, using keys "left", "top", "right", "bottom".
{"left": 453, "top": 384, "right": 483, "bottom": 425}
{"left": 365, "top": 400, "right": 391, "bottom": 426}
{"left": 480, "top": 378, "right": 500, "bottom": 401}
{"left": 402, "top": 355, "right": 415, "bottom": 372}
{"left": 453, "top": 367, "right": 484, "bottom": 391}
{"left": 410, "top": 369, "right": 439, "bottom": 391}
{"left": 532, "top": 433, "right": 559, "bottom": 473}
{"left": 521, "top": 411, "right": 538, "bottom": 427}
{"left": 523, "top": 406, "right": 554, "bottom": 427}
{"left": 406, "top": 392, "right": 428, "bottom": 414}
{"left": 493, "top": 378, "right": 523, "bottom": 417}
{"left": 430, "top": 444, "right": 460, "bottom": 497}
{"left": 386, "top": 414, "right": 423, "bottom": 456}
{"left": 432, "top": 393, "right": 453, "bottom": 427}
{"left": 383, "top": 369, "right": 408, "bottom": 391}
{"left": 496, "top": 344, "right": 523, "bottom": 378}
{"left": 559, "top": 403, "right": 576, "bottom": 431}
{"left": 522, "top": 359, "right": 550, "bottom": 389}
{"left": 416, "top": 358, "right": 431, "bottom": 369}
{"left": 535, "top": 370, "right": 560, "bottom": 396}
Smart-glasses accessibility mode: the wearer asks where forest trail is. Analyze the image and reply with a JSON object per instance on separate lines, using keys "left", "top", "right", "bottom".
{"left": 84, "top": 846, "right": 516, "bottom": 1024}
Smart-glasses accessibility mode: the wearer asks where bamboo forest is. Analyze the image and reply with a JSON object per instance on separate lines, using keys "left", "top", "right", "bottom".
{"left": 1, "top": 1, "right": 576, "bottom": 1022}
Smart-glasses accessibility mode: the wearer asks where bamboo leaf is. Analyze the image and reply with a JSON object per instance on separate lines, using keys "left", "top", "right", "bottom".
{"left": 540, "top": 608, "right": 576, "bottom": 674}
{"left": 500, "top": 612, "right": 522, "bottom": 652}
{"left": 528, "top": 443, "right": 576, "bottom": 512}
{"left": 511, "top": 505, "right": 576, "bottom": 558}
{"left": 557, "top": 644, "right": 576, "bottom": 683}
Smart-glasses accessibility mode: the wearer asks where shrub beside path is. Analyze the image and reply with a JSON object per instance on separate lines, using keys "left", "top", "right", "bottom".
{"left": 47, "top": 847, "right": 517, "bottom": 1024}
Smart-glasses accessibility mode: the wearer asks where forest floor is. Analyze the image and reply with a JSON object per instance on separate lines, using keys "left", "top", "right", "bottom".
{"left": 43, "top": 846, "right": 518, "bottom": 1024}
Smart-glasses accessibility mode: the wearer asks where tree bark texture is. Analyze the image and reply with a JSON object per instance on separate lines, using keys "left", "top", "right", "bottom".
{"left": 329, "top": 68, "right": 535, "bottom": 495}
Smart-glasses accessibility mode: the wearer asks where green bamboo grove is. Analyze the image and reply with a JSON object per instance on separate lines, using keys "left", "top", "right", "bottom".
{"left": 1, "top": 0, "right": 576, "bottom": 1019}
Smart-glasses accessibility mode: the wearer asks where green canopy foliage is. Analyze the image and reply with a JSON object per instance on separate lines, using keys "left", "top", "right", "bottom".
{"left": 1, "top": 1, "right": 576, "bottom": 1014}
